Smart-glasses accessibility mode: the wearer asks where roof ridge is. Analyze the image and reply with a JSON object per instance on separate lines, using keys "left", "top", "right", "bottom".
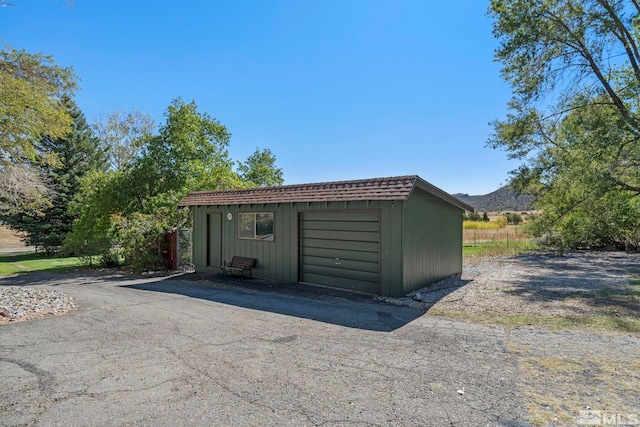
{"left": 185, "top": 175, "right": 418, "bottom": 195}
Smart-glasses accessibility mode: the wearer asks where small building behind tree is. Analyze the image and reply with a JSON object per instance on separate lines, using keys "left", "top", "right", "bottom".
{"left": 178, "top": 175, "right": 473, "bottom": 297}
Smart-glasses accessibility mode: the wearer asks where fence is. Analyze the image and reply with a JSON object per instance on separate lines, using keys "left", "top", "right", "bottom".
{"left": 177, "top": 228, "right": 193, "bottom": 271}
{"left": 463, "top": 225, "right": 530, "bottom": 247}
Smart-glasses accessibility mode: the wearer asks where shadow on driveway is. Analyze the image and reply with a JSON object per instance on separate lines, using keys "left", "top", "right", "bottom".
{"left": 123, "top": 274, "right": 424, "bottom": 332}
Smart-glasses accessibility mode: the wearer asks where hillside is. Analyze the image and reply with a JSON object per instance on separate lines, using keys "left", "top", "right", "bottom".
{"left": 453, "top": 187, "right": 535, "bottom": 212}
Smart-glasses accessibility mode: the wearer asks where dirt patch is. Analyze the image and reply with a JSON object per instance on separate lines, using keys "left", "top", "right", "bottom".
{"left": 0, "top": 226, "right": 34, "bottom": 254}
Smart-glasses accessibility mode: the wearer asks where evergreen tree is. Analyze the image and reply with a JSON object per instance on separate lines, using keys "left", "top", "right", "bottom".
{"left": 1, "top": 98, "right": 106, "bottom": 253}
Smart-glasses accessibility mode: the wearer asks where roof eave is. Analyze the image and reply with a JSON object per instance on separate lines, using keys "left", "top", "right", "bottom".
{"left": 414, "top": 177, "right": 475, "bottom": 212}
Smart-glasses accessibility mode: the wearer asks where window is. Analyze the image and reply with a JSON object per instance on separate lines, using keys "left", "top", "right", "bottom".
{"left": 238, "top": 213, "right": 274, "bottom": 241}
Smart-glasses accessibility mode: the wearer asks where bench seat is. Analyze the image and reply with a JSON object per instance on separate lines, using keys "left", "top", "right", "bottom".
{"left": 220, "top": 256, "right": 256, "bottom": 278}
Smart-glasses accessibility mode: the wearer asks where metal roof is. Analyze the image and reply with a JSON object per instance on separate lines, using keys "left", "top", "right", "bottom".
{"left": 178, "top": 175, "right": 474, "bottom": 212}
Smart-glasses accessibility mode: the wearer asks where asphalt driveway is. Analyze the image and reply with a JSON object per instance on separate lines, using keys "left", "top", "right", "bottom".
{"left": 1, "top": 272, "right": 529, "bottom": 426}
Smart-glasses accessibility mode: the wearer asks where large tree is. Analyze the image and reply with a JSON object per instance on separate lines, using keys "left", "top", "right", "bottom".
{"left": 65, "top": 99, "right": 245, "bottom": 269}
{"left": 1, "top": 98, "right": 106, "bottom": 252}
{"left": 488, "top": 0, "right": 640, "bottom": 249}
{"left": 0, "top": 44, "right": 77, "bottom": 214}
{"left": 94, "top": 109, "right": 155, "bottom": 171}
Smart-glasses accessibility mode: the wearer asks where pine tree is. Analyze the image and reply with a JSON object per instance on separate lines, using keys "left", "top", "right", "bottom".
{"left": 1, "top": 98, "right": 106, "bottom": 254}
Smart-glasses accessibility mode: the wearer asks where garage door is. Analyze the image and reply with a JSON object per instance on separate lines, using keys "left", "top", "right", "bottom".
{"left": 300, "top": 211, "right": 380, "bottom": 294}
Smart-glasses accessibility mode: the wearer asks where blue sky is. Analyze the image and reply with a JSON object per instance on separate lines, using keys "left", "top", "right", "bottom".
{"left": 1, "top": 1, "right": 517, "bottom": 195}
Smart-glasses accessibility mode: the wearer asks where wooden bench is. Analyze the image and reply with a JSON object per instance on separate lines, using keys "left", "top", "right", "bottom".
{"left": 220, "top": 256, "right": 256, "bottom": 278}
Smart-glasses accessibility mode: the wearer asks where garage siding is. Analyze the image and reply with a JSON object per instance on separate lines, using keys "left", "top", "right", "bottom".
{"left": 300, "top": 211, "right": 381, "bottom": 294}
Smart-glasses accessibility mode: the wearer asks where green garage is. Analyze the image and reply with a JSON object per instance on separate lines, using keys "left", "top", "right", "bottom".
{"left": 178, "top": 175, "right": 473, "bottom": 297}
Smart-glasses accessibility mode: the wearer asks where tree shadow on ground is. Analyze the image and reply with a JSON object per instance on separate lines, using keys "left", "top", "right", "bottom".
{"left": 123, "top": 273, "right": 429, "bottom": 332}
{"left": 0, "top": 270, "right": 134, "bottom": 286}
{"left": 497, "top": 251, "right": 640, "bottom": 319}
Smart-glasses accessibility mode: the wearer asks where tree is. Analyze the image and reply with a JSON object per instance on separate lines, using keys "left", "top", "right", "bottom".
{"left": 136, "top": 98, "right": 241, "bottom": 200}
{"left": 1, "top": 98, "right": 106, "bottom": 253}
{"left": 482, "top": 211, "right": 490, "bottom": 222}
{"left": 237, "top": 148, "right": 284, "bottom": 187}
{"left": 66, "top": 99, "right": 245, "bottom": 270}
{"left": 0, "top": 44, "right": 78, "bottom": 214}
{"left": 488, "top": 0, "right": 640, "bottom": 249}
{"left": 94, "top": 109, "right": 155, "bottom": 171}
{"left": 508, "top": 212, "right": 523, "bottom": 225}
{"left": 466, "top": 212, "right": 482, "bottom": 221}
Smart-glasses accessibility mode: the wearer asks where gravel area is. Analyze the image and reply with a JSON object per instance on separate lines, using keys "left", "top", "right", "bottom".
{"left": 381, "top": 250, "right": 640, "bottom": 319}
{"left": 380, "top": 250, "right": 640, "bottom": 425}
{"left": 0, "top": 286, "right": 77, "bottom": 325}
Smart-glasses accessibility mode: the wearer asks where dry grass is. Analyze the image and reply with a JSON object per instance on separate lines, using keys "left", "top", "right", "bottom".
{"left": 423, "top": 252, "right": 640, "bottom": 426}
{"left": 0, "top": 225, "right": 33, "bottom": 254}
{"left": 515, "top": 355, "right": 640, "bottom": 427}
{"left": 0, "top": 225, "right": 25, "bottom": 245}
{"left": 463, "top": 224, "right": 530, "bottom": 244}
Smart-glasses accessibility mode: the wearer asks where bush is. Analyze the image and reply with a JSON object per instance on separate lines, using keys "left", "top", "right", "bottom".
{"left": 100, "top": 248, "right": 121, "bottom": 267}
{"left": 63, "top": 218, "right": 113, "bottom": 267}
{"left": 496, "top": 216, "right": 508, "bottom": 228}
{"left": 464, "top": 212, "right": 482, "bottom": 221}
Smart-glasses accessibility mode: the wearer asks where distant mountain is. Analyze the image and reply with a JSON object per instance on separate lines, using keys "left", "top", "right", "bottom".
{"left": 453, "top": 187, "right": 535, "bottom": 212}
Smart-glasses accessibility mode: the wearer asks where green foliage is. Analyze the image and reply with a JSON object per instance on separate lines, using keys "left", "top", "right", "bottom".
{"left": 135, "top": 98, "right": 241, "bottom": 200}
{"left": 66, "top": 99, "right": 257, "bottom": 270}
{"left": 464, "top": 212, "right": 483, "bottom": 221}
{"left": 63, "top": 170, "right": 122, "bottom": 265}
{"left": 0, "top": 44, "right": 78, "bottom": 214}
{"left": 504, "top": 212, "right": 523, "bottom": 225}
{"left": 488, "top": 1, "right": 640, "bottom": 250}
{"left": 238, "top": 148, "right": 284, "bottom": 187}
{"left": 1, "top": 98, "right": 105, "bottom": 254}
{"left": 111, "top": 211, "right": 180, "bottom": 272}
{"left": 482, "top": 211, "right": 490, "bottom": 222}
{"left": 0, "top": 44, "right": 77, "bottom": 162}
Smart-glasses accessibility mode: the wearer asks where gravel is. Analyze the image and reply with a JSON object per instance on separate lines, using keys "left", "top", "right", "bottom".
{"left": 380, "top": 250, "right": 640, "bottom": 318}
{"left": 0, "top": 286, "right": 77, "bottom": 324}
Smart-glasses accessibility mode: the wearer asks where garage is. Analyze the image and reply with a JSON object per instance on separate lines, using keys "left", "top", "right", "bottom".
{"left": 179, "top": 175, "right": 474, "bottom": 297}
{"left": 300, "top": 211, "right": 380, "bottom": 293}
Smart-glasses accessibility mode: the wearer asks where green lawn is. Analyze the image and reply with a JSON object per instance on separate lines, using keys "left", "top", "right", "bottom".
{"left": 0, "top": 253, "right": 83, "bottom": 276}
{"left": 463, "top": 240, "right": 538, "bottom": 258}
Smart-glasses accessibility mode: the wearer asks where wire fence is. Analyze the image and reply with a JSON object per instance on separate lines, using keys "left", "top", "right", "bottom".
{"left": 177, "top": 228, "right": 193, "bottom": 271}
{"left": 463, "top": 226, "right": 530, "bottom": 247}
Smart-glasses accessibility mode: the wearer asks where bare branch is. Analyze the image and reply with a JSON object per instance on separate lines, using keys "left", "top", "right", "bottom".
{"left": 595, "top": 0, "right": 640, "bottom": 82}
{"left": 545, "top": 9, "right": 640, "bottom": 135}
